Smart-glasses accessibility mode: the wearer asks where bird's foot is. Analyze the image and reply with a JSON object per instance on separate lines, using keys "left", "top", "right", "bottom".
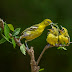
{"left": 59, "top": 44, "right": 62, "bottom": 46}
{"left": 55, "top": 44, "right": 58, "bottom": 46}
{"left": 25, "top": 43, "right": 29, "bottom": 50}
{"left": 47, "top": 44, "right": 51, "bottom": 47}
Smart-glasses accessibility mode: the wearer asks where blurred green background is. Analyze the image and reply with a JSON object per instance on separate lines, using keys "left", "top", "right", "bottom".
{"left": 0, "top": 0, "right": 72, "bottom": 72}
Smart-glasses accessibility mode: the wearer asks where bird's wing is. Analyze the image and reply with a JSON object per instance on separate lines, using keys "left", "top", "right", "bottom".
{"left": 21, "top": 24, "right": 39, "bottom": 35}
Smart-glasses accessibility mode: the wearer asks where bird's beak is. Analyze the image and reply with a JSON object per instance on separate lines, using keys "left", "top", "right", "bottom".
{"left": 47, "top": 29, "right": 51, "bottom": 31}
{"left": 60, "top": 25, "right": 63, "bottom": 29}
{"left": 51, "top": 24, "right": 53, "bottom": 28}
{"left": 50, "top": 22, "right": 54, "bottom": 25}
{"left": 59, "top": 30, "right": 63, "bottom": 33}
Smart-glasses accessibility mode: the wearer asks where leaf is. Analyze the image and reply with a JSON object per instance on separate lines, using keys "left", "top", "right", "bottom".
{"left": 1, "top": 34, "right": 12, "bottom": 44}
{"left": 8, "top": 24, "right": 14, "bottom": 31}
{"left": 0, "top": 38, "right": 6, "bottom": 44}
{"left": 39, "top": 68, "right": 44, "bottom": 72}
{"left": 62, "top": 47, "right": 67, "bottom": 50}
{"left": 12, "top": 37, "right": 16, "bottom": 48}
{"left": 15, "top": 36, "right": 20, "bottom": 38}
{"left": 20, "top": 44, "right": 26, "bottom": 55}
{"left": 4, "top": 22, "right": 10, "bottom": 39}
{"left": 57, "top": 47, "right": 61, "bottom": 49}
{"left": 57, "top": 47, "right": 67, "bottom": 50}
{"left": 12, "top": 28, "right": 21, "bottom": 36}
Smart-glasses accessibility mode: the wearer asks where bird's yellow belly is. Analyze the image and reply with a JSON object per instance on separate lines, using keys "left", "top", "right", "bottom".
{"left": 59, "top": 35, "right": 69, "bottom": 45}
{"left": 46, "top": 33, "right": 58, "bottom": 46}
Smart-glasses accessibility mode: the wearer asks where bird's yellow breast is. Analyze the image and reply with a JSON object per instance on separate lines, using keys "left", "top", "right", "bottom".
{"left": 46, "top": 33, "right": 58, "bottom": 46}
{"left": 59, "top": 35, "right": 69, "bottom": 45}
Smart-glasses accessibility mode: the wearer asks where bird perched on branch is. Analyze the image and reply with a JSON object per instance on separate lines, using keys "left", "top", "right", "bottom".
{"left": 19, "top": 19, "right": 53, "bottom": 49}
{"left": 46, "top": 25, "right": 59, "bottom": 46}
{"left": 59, "top": 26, "right": 70, "bottom": 45}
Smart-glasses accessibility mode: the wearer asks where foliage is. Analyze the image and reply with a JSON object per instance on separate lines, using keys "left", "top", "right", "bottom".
{"left": 12, "top": 37, "right": 16, "bottom": 48}
{"left": 12, "top": 28, "right": 21, "bottom": 36}
{"left": 4, "top": 22, "right": 10, "bottom": 39}
{"left": 20, "top": 44, "right": 26, "bottom": 55}
{"left": 39, "top": 68, "right": 44, "bottom": 72}
{"left": 1, "top": 34, "right": 12, "bottom": 43}
{"left": 0, "top": 38, "right": 6, "bottom": 44}
{"left": 8, "top": 24, "right": 14, "bottom": 31}
{"left": 0, "top": 22, "right": 26, "bottom": 55}
{"left": 57, "top": 47, "right": 67, "bottom": 50}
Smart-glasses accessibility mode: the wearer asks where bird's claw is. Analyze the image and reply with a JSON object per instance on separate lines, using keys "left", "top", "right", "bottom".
{"left": 47, "top": 44, "right": 51, "bottom": 47}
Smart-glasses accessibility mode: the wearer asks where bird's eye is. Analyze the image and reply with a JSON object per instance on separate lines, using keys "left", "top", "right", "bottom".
{"left": 47, "top": 21, "right": 50, "bottom": 23}
{"left": 62, "top": 29, "right": 64, "bottom": 31}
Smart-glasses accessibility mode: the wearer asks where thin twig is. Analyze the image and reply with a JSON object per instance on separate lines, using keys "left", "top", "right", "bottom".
{"left": 37, "top": 45, "right": 53, "bottom": 65}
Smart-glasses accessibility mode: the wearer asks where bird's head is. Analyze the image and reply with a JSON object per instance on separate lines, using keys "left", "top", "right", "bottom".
{"left": 60, "top": 26, "right": 69, "bottom": 36}
{"left": 43, "top": 19, "right": 53, "bottom": 26}
{"left": 60, "top": 26, "right": 66, "bottom": 33}
{"left": 48, "top": 25, "right": 58, "bottom": 35}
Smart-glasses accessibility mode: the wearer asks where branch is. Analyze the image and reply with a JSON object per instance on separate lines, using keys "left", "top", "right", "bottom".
{"left": 28, "top": 47, "right": 40, "bottom": 72}
{"left": 37, "top": 45, "right": 53, "bottom": 65}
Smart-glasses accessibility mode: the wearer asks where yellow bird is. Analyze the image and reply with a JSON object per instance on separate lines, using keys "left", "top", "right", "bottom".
{"left": 60, "top": 26, "right": 69, "bottom": 37}
{"left": 46, "top": 25, "right": 58, "bottom": 46}
{"left": 49, "top": 25, "right": 59, "bottom": 36}
{"left": 59, "top": 26, "right": 70, "bottom": 45}
{"left": 19, "top": 19, "right": 53, "bottom": 48}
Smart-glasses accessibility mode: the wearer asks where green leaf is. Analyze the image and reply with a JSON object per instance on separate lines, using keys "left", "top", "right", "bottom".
{"left": 4, "top": 22, "right": 10, "bottom": 39}
{"left": 39, "top": 68, "right": 44, "bottom": 72}
{"left": 12, "top": 28, "right": 21, "bottom": 36}
{"left": 57, "top": 47, "right": 61, "bottom": 49}
{"left": 12, "top": 37, "right": 16, "bottom": 48}
{"left": 8, "top": 24, "right": 14, "bottom": 31}
{"left": 20, "top": 44, "right": 26, "bottom": 55}
{"left": 1, "top": 34, "right": 12, "bottom": 44}
{"left": 0, "top": 38, "right": 6, "bottom": 44}
{"left": 62, "top": 47, "right": 67, "bottom": 50}
{"left": 57, "top": 47, "right": 67, "bottom": 50}
{"left": 15, "top": 36, "right": 20, "bottom": 38}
